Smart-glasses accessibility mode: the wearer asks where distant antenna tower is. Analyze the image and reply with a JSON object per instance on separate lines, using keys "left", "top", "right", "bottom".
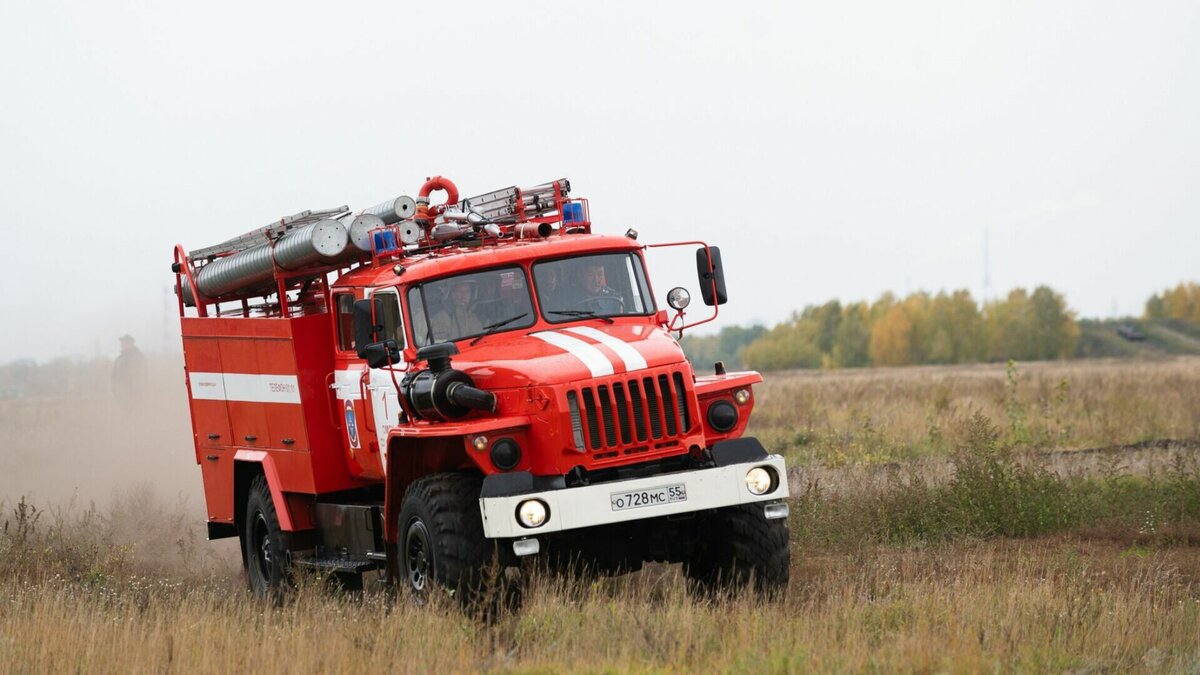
{"left": 982, "top": 227, "right": 991, "bottom": 302}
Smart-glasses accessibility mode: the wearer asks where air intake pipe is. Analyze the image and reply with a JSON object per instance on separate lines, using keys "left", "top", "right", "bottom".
{"left": 400, "top": 343, "right": 496, "bottom": 421}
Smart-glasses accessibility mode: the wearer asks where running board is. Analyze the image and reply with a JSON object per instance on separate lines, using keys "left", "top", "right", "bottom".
{"left": 292, "top": 554, "right": 381, "bottom": 574}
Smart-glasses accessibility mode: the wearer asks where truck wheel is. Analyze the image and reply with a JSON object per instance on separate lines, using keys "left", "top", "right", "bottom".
{"left": 397, "top": 472, "right": 519, "bottom": 616}
{"left": 244, "top": 475, "right": 290, "bottom": 600}
{"left": 684, "top": 504, "right": 789, "bottom": 599}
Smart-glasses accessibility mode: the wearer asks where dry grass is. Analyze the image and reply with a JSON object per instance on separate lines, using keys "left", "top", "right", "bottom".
{"left": 1, "top": 532, "right": 1198, "bottom": 673}
{"left": 751, "top": 357, "right": 1200, "bottom": 465}
{"left": 1, "top": 356, "right": 1199, "bottom": 673}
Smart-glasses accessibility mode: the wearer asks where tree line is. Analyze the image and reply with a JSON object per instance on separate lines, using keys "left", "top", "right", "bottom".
{"left": 682, "top": 286, "right": 1081, "bottom": 371}
{"left": 1145, "top": 282, "right": 1200, "bottom": 324}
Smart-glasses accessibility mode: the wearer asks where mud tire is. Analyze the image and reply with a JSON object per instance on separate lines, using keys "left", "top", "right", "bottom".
{"left": 244, "top": 475, "right": 291, "bottom": 600}
{"left": 397, "top": 472, "right": 520, "bottom": 617}
{"left": 684, "top": 504, "right": 789, "bottom": 599}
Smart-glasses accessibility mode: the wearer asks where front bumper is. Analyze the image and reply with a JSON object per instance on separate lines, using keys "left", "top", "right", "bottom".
{"left": 477, "top": 455, "right": 789, "bottom": 539}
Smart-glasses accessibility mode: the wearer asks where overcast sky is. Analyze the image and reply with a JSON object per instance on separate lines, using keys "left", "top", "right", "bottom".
{"left": 1, "top": 1, "right": 1196, "bottom": 361}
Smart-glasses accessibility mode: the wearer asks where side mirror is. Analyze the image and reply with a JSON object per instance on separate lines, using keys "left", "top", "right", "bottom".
{"left": 353, "top": 298, "right": 400, "bottom": 367}
{"left": 360, "top": 339, "right": 401, "bottom": 369}
{"left": 695, "top": 246, "right": 728, "bottom": 306}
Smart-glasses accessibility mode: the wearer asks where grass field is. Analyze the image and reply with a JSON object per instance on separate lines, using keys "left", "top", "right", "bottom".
{"left": 752, "top": 357, "right": 1200, "bottom": 466}
{"left": 2, "top": 357, "right": 1199, "bottom": 672}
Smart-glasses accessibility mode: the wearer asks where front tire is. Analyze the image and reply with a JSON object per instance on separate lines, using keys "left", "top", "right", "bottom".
{"left": 684, "top": 504, "right": 790, "bottom": 598}
{"left": 244, "top": 475, "right": 291, "bottom": 599}
{"left": 397, "top": 473, "right": 519, "bottom": 615}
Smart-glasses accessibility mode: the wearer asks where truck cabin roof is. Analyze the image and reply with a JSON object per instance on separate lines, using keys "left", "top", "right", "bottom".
{"left": 334, "top": 233, "right": 643, "bottom": 290}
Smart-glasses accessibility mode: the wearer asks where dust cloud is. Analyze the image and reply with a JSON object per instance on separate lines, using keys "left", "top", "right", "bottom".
{"left": 0, "top": 350, "right": 242, "bottom": 572}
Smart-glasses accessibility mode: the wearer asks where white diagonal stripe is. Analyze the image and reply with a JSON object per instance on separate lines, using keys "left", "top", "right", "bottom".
{"left": 563, "top": 326, "right": 648, "bottom": 372}
{"left": 530, "top": 331, "right": 615, "bottom": 377}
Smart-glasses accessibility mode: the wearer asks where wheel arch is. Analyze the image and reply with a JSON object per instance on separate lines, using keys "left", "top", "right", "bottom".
{"left": 233, "top": 450, "right": 297, "bottom": 531}
{"left": 383, "top": 435, "right": 477, "bottom": 543}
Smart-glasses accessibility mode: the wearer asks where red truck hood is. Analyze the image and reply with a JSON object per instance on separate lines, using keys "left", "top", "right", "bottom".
{"left": 453, "top": 323, "right": 686, "bottom": 387}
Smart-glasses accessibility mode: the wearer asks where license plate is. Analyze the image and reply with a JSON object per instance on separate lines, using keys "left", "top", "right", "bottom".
{"left": 610, "top": 484, "right": 687, "bottom": 511}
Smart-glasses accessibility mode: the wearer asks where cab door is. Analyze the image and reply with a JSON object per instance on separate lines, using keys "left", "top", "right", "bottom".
{"left": 331, "top": 290, "right": 382, "bottom": 479}
{"left": 331, "top": 288, "right": 406, "bottom": 480}
{"left": 364, "top": 288, "right": 406, "bottom": 465}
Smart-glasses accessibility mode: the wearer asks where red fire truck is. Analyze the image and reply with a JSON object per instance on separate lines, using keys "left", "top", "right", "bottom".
{"left": 172, "top": 176, "right": 790, "bottom": 604}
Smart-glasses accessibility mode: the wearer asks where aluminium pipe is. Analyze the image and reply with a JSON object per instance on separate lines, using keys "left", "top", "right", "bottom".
{"left": 520, "top": 179, "right": 569, "bottom": 197}
{"left": 348, "top": 214, "right": 386, "bottom": 252}
{"left": 360, "top": 195, "right": 416, "bottom": 225}
{"left": 182, "top": 219, "right": 348, "bottom": 304}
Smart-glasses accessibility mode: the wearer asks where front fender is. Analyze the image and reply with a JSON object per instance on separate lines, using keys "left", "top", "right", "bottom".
{"left": 693, "top": 371, "right": 762, "bottom": 397}
{"left": 387, "top": 415, "right": 533, "bottom": 439}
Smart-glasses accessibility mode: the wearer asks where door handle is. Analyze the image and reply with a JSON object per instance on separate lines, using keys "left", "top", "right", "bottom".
{"left": 325, "top": 371, "right": 342, "bottom": 430}
{"left": 359, "top": 371, "right": 376, "bottom": 432}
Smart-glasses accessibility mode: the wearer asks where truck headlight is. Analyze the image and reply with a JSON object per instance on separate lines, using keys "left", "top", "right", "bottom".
{"left": 707, "top": 400, "right": 738, "bottom": 432}
{"left": 516, "top": 499, "right": 548, "bottom": 528}
{"left": 745, "top": 466, "right": 776, "bottom": 495}
{"left": 490, "top": 438, "right": 521, "bottom": 470}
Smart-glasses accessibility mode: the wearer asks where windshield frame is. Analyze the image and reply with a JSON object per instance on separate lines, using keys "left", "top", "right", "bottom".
{"left": 533, "top": 251, "right": 657, "bottom": 324}
{"left": 406, "top": 264, "right": 537, "bottom": 347}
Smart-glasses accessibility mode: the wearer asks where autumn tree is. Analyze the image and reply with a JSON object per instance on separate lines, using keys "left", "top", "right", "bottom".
{"left": 738, "top": 285, "right": 1080, "bottom": 371}
{"left": 679, "top": 324, "right": 766, "bottom": 369}
{"left": 869, "top": 304, "right": 913, "bottom": 366}
{"left": 1145, "top": 282, "right": 1200, "bottom": 323}
{"left": 1029, "top": 286, "right": 1080, "bottom": 358}
{"left": 985, "top": 286, "right": 1078, "bottom": 361}
{"left": 832, "top": 302, "right": 871, "bottom": 368}
{"left": 926, "top": 290, "right": 986, "bottom": 363}
{"left": 741, "top": 314, "right": 823, "bottom": 371}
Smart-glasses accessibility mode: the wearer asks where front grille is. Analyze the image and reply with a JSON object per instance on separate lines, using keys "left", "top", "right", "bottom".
{"left": 568, "top": 370, "right": 692, "bottom": 454}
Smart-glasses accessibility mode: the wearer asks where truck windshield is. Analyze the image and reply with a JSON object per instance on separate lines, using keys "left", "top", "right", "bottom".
{"left": 534, "top": 252, "right": 655, "bottom": 322}
{"left": 408, "top": 266, "right": 536, "bottom": 347}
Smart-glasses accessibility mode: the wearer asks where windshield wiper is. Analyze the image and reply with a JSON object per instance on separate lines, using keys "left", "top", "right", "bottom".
{"left": 546, "top": 310, "right": 615, "bottom": 324}
{"left": 470, "top": 313, "right": 530, "bottom": 345}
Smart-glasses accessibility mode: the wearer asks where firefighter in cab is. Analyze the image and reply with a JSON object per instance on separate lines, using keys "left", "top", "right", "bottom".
{"left": 431, "top": 279, "right": 482, "bottom": 341}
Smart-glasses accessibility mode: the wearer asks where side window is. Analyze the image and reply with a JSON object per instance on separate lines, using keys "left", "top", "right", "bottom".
{"left": 335, "top": 293, "right": 356, "bottom": 351}
{"left": 375, "top": 291, "right": 405, "bottom": 348}
{"left": 408, "top": 288, "right": 432, "bottom": 348}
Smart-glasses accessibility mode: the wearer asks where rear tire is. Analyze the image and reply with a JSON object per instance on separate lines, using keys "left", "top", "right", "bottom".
{"left": 397, "top": 472, "right": 520, "bottom": 617}
{"left": 244, "top": 475, "right": 291, "bottom": 600}
{"left": 684, "top": 504, "right": 789, "bottom": 599}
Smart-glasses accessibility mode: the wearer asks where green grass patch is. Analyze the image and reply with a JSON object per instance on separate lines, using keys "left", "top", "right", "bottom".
{"left": 791, "top": 412, "right": 1200, "bottom": 549}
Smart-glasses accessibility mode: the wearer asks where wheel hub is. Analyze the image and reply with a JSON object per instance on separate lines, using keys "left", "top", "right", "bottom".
{"left": 405, "top": 520, "right": 432, "bottom": 591}
{"left": 253, "top": 512, "right": 272, "bottom": 575}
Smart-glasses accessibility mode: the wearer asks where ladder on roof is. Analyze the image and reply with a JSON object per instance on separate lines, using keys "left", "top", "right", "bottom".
{"left": 187, "top": 205, "right": 349, "bottom": 263}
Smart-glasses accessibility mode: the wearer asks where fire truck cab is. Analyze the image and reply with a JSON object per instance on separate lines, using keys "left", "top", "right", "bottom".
{"left": 173, "top": 176, "right": 790, "bottom": 605}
